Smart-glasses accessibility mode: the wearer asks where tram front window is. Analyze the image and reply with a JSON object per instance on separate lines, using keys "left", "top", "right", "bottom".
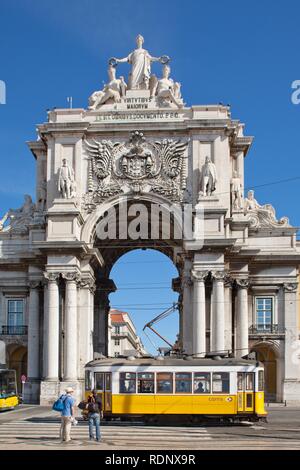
{"left": 194, "top": 373, "right": 210, "bottom": 393}
{"left": 120, "top": 373, "right": 136, "bottom": 393}
{"left": 175, "top": 373, "right": 192, "bottom": 393}
{"left": 156, "top": 372, "right": 173, "bottom": 393}
{"left": 212, "top": 372, "right": 230, "bottom": 393}
{"left": 138, "top": 373, "right": 154, "bottom": 393}
{"left": 0, "top": 371, "right": 16, "bottom": 398}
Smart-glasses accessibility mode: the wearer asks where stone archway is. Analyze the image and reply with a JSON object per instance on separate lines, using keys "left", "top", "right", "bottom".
{"left": 6, "top": 344, "right": 27, "bottom": 394}
{"left": 82, "top": 194, "right": 185, "bottom": 358}
{"left": 250, "top": 342, "right": 280, "bottom": 402}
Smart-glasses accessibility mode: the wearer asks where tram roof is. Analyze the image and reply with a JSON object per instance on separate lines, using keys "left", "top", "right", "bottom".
{"left": 85, "top": 357, "right": 261, "bottom": 368}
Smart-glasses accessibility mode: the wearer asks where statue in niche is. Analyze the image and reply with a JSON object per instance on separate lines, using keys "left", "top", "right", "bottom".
{"left": 58, "top": 159, "right": 76, "bottom": 199}
{"left": 88, "top": 65, "right": 127, "bottom": 109}
{"left": 231, "top": 171, "right": 243, "bottom": 210}
{"left": 199, "top": 156, "right": 217, "bottom": 197}
{"left": 110, "top": 34, "right": 168, "bottom": 90}
{"left": 150, "top": 64, "right": 184, "bottom": 108}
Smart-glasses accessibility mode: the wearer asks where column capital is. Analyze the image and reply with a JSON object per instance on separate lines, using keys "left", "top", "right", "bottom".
{"left": 211, "top": 270, "right": 227, "bottom": 282}
{"left": 283, "top": 282, "right": 298, "bottom": 292}
{"left": 29, "top": 280, "right": 43, "bottom": 289}
{"left": 78, "top": 277, "right": 96, "bottom": 294}
{"left": 182, "top": 275, "right": 193, "bottom": 288}
{"left": 43, "top": 272, "right": 60, "bottom": 283}
{"left": 235, "top": 278, "right": 250, "bottom": 289}
{"left": 62, "top": 272, "right": 81, "bottom": 284}
{"left": 191, "top": 269, "right": 209, "bottom": 282}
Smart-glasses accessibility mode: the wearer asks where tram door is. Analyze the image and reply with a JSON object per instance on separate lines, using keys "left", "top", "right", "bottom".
{"left": 237, "top": 373, "right": 254, "bottom": 413}
{"left": 94, "top": 372, "right": 112, "bottom": 412}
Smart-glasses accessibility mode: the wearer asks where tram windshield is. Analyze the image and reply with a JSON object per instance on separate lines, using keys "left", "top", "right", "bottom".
{"left": 0, "top": 370, "right": 17, "bottom": 398}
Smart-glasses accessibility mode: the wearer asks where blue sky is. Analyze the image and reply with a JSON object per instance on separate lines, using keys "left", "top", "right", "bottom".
{"left": 0, "top": 0, "right": 299, "bottom": 353}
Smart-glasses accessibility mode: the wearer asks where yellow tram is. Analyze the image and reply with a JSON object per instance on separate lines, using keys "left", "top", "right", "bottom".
{"left": 84, "top": 357, "right": 267, "bottom": 422}
{"left": 0, "top": 368, "right": 18, "bottom": 411}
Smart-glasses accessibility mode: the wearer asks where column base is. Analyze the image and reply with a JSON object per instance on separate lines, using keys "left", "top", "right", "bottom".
{"left": 40, "top": 380, "right": 84, "bottom": 405}
{"left": 23, "top": 380, "right": 41, "bottom": 404}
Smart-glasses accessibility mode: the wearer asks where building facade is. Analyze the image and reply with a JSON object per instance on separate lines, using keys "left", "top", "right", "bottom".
{"left": 108, "top": 309, "right": 147, "bottom": 358}
{"left": 0, "top": 36, "right": 299, "bottom": 404}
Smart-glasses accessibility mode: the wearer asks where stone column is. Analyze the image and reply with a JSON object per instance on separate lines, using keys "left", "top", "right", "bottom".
{"left": 44, "top": 273, "right": 60, "bottom": 380}
{"left": 236, "top": 279, "right": 249, "bottom": 358}
{"left": 224, "top": 277, "right": 233, "bottom": 352}
{"left": 78, "top": 277, "right": 95, "bottom": 377}
{"left": 191, "top": 270, "right": 208, "bottom": 357}
{"left": 27, "top": 281, "right": 41, "bottom": 380}
{"left": 211, "top": 271, "right": 226, "bottom": 353}
{"left": 63, "top": 272, "right": 80, "bottom": 381}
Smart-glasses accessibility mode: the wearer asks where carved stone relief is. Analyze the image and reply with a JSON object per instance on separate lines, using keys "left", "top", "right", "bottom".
{"left": 83, "top": 131, "right": 188, "bottom": 212}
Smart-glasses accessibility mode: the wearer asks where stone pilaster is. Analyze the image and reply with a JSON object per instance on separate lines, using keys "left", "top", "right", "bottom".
{"left": 283, "top": 282, "right": 300, "bottom": 402}
{"left": 24, "top": 280, "right": 42, "bottom": 403}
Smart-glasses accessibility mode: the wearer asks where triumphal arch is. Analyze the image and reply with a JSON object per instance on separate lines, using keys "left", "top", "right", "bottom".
{"left": 0, "top": 35, "right": 299, "bottom": 404}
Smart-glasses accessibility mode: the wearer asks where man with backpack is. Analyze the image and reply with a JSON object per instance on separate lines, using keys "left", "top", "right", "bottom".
{"left": 87, "top": 389, "right": 103, "bottom": 442}
{"left": 60, "top": 387, "right": 75, "bottom": 443}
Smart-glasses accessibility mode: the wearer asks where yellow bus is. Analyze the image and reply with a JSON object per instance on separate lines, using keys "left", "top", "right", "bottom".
{"left": 0, "top": 369, "right": 18, "bottom": 411}
{"left": 84, "top": 356, "right": 267, "bottom": 423}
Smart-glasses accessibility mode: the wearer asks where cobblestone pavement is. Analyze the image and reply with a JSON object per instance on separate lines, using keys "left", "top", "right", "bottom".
{"left": 0, "top": 405, "right": 300, "bottom": 450}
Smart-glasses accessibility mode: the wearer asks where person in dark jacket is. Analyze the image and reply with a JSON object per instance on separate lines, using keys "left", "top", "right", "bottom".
{"left": 87, "top": 390, "right": 103, "bottom": 442}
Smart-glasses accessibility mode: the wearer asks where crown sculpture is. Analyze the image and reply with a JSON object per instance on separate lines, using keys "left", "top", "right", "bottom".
{"left": 88, "top": 34, "right": 184, "bottom": 110}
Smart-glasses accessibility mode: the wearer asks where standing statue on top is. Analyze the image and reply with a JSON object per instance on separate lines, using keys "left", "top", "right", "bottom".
{"left": 111, "top": 34, "right": 168, "bottom": 90}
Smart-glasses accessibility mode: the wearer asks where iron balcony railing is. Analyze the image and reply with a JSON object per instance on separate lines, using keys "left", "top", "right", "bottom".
{"left": 1, "top": 325, "right": 28, "bottom": 335}
{"left": 249, "top": 324, "right": 285, "bottom": 335}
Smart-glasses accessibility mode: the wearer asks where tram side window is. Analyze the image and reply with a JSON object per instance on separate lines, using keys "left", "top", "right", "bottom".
{"left": 156, "top": 372, "right": 173, "bottom": 393}
{"left": 94, "top": 373, "right": 104, "bottom": 391}
{"left": 120, "top": 373, "right": 136, "bottom": 393}
{"left": 194, "top": 373, "right": 210, "bottom": 393}
{"left": 212, "top": 373, "right": 230, "bottom": 393}
{"left": 175, "top": 373, "right": 192, "bottom": 393}
{"left": 246, "top": 373, "right": 254, "bottom": 391}
{"left": 138, "top": 373, "right": 154, "bottom": 393}
{"left": 258, "top": 370, "right": 264, "bottom": 391}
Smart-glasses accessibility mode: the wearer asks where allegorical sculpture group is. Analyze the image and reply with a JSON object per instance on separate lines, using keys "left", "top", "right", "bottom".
{"left": 0, "top": 35, "right": 290, "bottom": 233}
{"left": 88, "top": 34, "right": 184, "bottom": 109}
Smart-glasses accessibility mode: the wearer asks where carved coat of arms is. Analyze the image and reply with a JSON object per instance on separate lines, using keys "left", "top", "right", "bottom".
{"left": 83, "top": 131, "right": 188, "bottom": 212}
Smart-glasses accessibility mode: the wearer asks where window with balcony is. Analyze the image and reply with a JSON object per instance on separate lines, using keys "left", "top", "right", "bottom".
{"left": 255, "top": 297, "right": 273, "bottom": 332}
{"left": 5, "top": 299, "right": 25, "bottom": 334}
